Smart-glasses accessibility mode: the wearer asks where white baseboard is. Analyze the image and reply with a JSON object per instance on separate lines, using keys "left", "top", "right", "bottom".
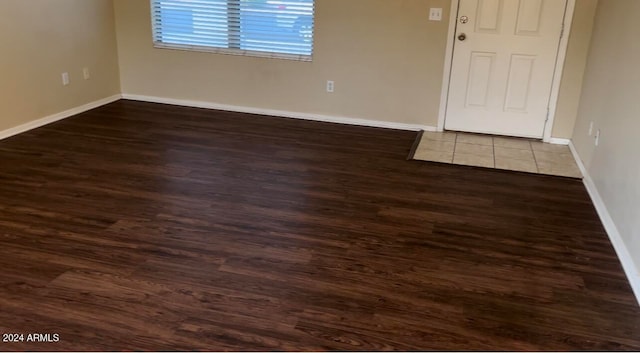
{"left": 568, "top": 141, "right": 588, "bottom": 178}
{"left": 0, "top": 94, "right": 122, "bottom": 141}
{"left": 548, "top": 137, "right": 571, "bottom": 145}
{"left": 569, "top": 141, "right": 640, "bottom": 306}
{"left": 121, "top": 94, "right": 437, "bottom": 132}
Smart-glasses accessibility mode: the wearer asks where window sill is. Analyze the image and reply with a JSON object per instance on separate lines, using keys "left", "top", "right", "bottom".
{"left": 153, "top": 42, "right": 313, "bottom": 62}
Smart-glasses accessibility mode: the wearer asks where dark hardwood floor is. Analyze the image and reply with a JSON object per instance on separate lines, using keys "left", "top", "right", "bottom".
{"left": 0, "top": 100, "right": 638, "bottom": 351}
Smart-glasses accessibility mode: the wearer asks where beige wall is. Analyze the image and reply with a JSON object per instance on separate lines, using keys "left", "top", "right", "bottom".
{"left": 114, "top": 0, "right": 596, "bottom": 137}
{"left": 115, "top": 0, "right": 451, "bottom": 126}
{"left": 0, "top": 0, "right": 120, "bottom": 132}
{"left": 572, "top": 0, "right": 640, "bottom": 273}
{"left": 0, "top": 0, "right": 597, "bottom": 137}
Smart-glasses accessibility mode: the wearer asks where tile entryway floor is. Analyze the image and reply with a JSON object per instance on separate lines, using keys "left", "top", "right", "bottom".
{"left": 410, "top": 131, "right": 582, "bottom": 178}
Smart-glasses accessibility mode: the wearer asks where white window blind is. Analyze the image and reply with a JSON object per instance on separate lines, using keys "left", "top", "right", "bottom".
{"left": 151, "top": 0, "right": 314, "bottom": 61}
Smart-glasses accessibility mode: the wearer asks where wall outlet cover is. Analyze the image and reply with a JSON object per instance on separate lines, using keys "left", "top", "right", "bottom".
{"left": 326, "top": 80, "right": 335, "bottom": 93}
{"left": 429, "top": 8, "right": 443, "bottom": 21}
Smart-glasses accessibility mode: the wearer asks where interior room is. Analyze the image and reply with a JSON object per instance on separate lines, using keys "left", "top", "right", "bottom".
{"left": 0, "top": 0, "right": 638, "bottom": 350}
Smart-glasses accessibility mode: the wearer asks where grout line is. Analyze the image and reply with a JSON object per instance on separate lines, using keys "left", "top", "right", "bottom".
{"left": 452, "top": 133, "right": 458, "bottom": 163}
{"left": 491, "top": 137, "right": 496, "bottom": 169}
{"left": 530, "top": 141, "right": 540, "bottom": 173}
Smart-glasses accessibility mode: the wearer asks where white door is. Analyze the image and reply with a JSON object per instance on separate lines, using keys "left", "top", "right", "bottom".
{"left": 445, "top": 0, "right": 567, "bottom": 138}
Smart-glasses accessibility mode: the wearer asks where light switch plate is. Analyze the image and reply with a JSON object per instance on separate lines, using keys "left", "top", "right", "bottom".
{"left": 429, "top": 8, "right": 443, "bottom": 21}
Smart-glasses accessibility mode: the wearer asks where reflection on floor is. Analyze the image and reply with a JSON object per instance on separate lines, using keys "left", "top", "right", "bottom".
{"left": 411, "top": 131, "right": 582, "bottom": 178}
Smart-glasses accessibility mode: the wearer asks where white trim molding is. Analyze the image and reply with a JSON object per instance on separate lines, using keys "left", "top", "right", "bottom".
{"left": 568, "top": 141, "right": 640, "bottom": 306}
{"left": 543, "top": 0, "right": 576, "bottom": 143}
{"left": 548, "top": 137, "right": 571, "bottom": 145}
{"left": 122, "top": 94, "right": 437, "bottom": 132}
{"left": 567, "top": 141, "right": 587, "bottom": 177}
{"left": 0, "top": 94, "right": 122, "bottom": 141}
{"left": 436, "top": 0, "right": 460, "bottom": 132}
{"left": 436, "top": 0, "right": 577, "bottom": 143}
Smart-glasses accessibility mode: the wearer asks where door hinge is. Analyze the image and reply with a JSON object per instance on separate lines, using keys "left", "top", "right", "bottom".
{"left": 545, "top": 107, "right": 550, "bottom": 122}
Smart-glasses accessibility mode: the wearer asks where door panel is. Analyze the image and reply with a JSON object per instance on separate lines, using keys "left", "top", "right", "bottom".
{"left": 466, "top": 52, "right": 496, "bottom": 108}
{"left": 504, "top": 54, "right": 536, "bottom": 112}
{"left": 515, "top": 0, "right": 544, "bottom": 35}
{"left": 475, "top": 0, "right": 503, "bottom": 33}
{"left": 445, "top": 0, "right": 567, "bottom": 138}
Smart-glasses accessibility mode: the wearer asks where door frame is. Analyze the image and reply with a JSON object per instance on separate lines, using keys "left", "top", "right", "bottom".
{"left": 436, "top": 0, "right": 577, "bottom": 143}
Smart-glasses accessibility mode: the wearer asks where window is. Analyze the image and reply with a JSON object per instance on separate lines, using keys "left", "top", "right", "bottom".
{"left": 151, "top": 0, "right": 315, "bottom": 61}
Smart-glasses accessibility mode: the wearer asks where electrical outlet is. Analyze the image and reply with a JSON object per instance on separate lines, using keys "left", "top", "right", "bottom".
{"left": 83, "top": 67, "right": 91, "bottom": 80}
{"left": 429, "top": 8, "right": 443, "bottom": 21}
{"left": 61, "top": 72, "right": 70, "bottom": 86}
{"left": 588, "top": 121, "right": 594, "bottom": 136}
{"left": 326, "top": 80, "right": 335, "bottom": 93}
{"left": 595, "top": 129, "right": 600, "bottom": 146}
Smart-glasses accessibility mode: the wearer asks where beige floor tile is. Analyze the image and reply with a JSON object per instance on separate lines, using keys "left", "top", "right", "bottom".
{"left": 494, "top": 146, "right": 534, "bottom": 160}
{"left": 533, "top": 150, "right": 576, "bottom": 164}
{"left": 493, "top": 137, "right": 532, "bottom": 150}
{"left": 411, "top": 131, "right": 582, "bottom": 178}
{"left": 456, "top": 133, "right": 494, "bottom": 146}
{"left": 417, "top": 138, "right": 455, "bottom": 153}
{"left": 455, "top": 142, "right": 494, "bottom": 156}
{"left": 421, "top": 131, "right": 457, "bottom": 142}
{"left": 413, "top": 149, "right": 454, "bottom": 163}
{"left": 537, "top": 161, "right": 582, "bottom": 178}
{"left": 495, "top": 157, "right": 538, "bottom": 173}
{"left": 453, "top": 153, "right": 495, "bottom": 168}
{"left": 530, "top": 141, "right": 572, "bottom": 154}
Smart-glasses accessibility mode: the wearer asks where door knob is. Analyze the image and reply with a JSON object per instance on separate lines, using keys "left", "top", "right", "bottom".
{"left": 458, "top": 33, "right": 467, "bottom": 41}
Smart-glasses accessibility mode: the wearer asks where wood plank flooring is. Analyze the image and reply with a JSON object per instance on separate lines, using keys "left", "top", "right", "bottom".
{"left": 0, "top": 100, "right": 638, "bottom": 351}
